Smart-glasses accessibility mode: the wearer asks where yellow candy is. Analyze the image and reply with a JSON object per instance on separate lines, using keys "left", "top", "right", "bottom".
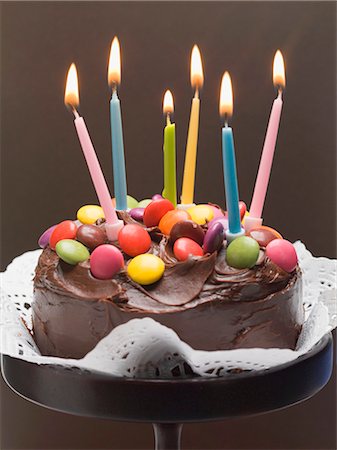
{"left": 187, "top": 205, "right": 214, "bottom": 225}
{"left": 127, "top": 254, "right": 165, "bottom": 285}
{"left": 242, "top": 211, "right": 250, "bottom": 224}
{"left": 77, "top": 205, "right": 105, "bottom": 225}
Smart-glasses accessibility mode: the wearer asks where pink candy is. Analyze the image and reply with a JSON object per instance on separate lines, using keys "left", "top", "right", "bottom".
{"left": 266, "top": 239, "right": 298, "bottom": 273}
{"left": 208, "top": 216, "right": 229, "bottom": 234}
{"left": 208, "top": 205, "right": 224, "bottom": 220}
{"left": 90, "top": 244, "right": 124, "bottom": 280}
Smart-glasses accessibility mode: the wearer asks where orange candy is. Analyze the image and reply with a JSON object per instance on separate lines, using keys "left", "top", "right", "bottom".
{"left": 158, "top": 210, "right": 191, "bottom": 235}
{"left": 143, "top": 199, "right": 175, "bottom": 227}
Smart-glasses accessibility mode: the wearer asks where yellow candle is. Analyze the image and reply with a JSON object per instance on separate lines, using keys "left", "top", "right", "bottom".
{"left": 181, "top": 45, "right": 204, "bottom": 205}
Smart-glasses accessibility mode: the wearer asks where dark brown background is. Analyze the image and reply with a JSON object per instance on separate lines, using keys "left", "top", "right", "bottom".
{"left": 1, "top": 1, "right": 336, "bottom": 449}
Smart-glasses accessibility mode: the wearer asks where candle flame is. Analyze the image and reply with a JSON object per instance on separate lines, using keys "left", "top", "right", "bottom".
{"left": 190, "top": 45, "right": 204, "bottom": 89}
{"left": 64, "top": 63, "right": 79, "bottom": 108}
{"left": 108, "top": 37, "right": 121, "bottom": 86}
{"left": 273, "top": 50, "right": 286, "bottom": 89}
{"left": 163, "top": 90, "right": 174, "bottom": 114}
{"left": 219, "top": 71, "right": 233, "bottom": 118}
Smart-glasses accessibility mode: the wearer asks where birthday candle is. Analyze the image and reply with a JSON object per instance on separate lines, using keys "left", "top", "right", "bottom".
{"left": 64, "top": 63, "right": 123, "bottom": 241}
{"left": 219, "top": 72, "right": 244, "bottom": 243}
{"left": 162, "top": 90, "right": 177, "bottom": 207}
{"left": 245, "top": 50, "right": 286, "bottom": 232}
{"left": 108, "top": 37, "right": 128, "bottom": 211}
{"left": 181, "top": 45, "right": 204, "bottom": 206}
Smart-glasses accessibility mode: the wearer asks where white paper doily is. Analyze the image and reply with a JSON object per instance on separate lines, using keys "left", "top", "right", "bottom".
{"left": 0, "top": 241, "right": 336, "bottom": 378}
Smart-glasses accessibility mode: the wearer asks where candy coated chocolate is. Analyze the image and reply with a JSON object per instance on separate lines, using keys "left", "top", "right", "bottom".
{"left": 203, "top": 222, "right": 225, "bottom": 254}
{"left": 208, "top": 205, "right": 224, "bottom": 219}
{"left": 137, "top": 199, "right": 152, "bottom": 208}
{"left": 158, "top": 210, "right": 191, "bottom": 235}
{"left": 143, "top": 199, "right": 174, "bottom": 227}
{"left": 170, "top": 220, "right": 205, "bottom": 245}
{"left": 152, "top": 194, "right": 163, "bottom": 201}
{"left": 118, "top": 224, "right": 151, "bottom": 257}
{"left": 239, "top": 201, "right": 247, "bottom": 221}
{"left": 130, "top": 207, "right": 145, "bottom": 222}
{"left": 38, "top": 225, "right": 57, "bottom": 249}
{"left": 208, "top": 216, "right": 229, "bottom": 233}
{"left": 248, "top": 226, "right": 282, "bottom": 248}
{"left": 266, "top": 239, "right": 298, "bottom": 273}
{"left": 76, "top": 224, "right": 106, "bottom": 251}
{"left": 55, "top": 239, "right": 90, "bottom": 265}
{"left": 187, "top": 205, "right": 214, "bottom": 225}
{"left": 77, "top": 205, "right": 105, "bottom": 225}
{"left": 127, "top": 254, "right": 165, "bottom": 285}
{"left": 226, "top": 236, "right": 260, "bottom": 269}
{"left": 173, "top": 237, "right": 204, "bottom": 261}
{"left": 126, "top": 195, "right": 139, "bottom": 209}
{"left": 49, "top": 220, "right": 77, "bottom": 250}
{"left": 90, "top": 244, "right": 124, "bottom": 280}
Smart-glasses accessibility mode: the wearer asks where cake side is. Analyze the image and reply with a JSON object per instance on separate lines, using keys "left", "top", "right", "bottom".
{"left": 32, "top": 245, "right": 303, "bottom": 358}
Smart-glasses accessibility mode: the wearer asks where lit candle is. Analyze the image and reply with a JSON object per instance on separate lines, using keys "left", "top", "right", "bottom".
{"left": 245, "top": 50, "right": 286, "bottom": 232}
{"left": 108, "top": 37, "right": 128, "bottom": 211}
{"left": 162, "top": 90, "right": 177, "bottom": 207}
{"left": 180, "top": 45, "right": 204, "bottom": 207}
{"left": 219, "top": 72, "right": 244, "bottom": 242}
{"left": 65, "top": 63, "right": 123, "bottom": 241}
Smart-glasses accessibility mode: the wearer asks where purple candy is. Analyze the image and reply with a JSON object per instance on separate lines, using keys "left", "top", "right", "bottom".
{"left": 203, "top": 221, "right": 225, "bottom": 254}
{"left": 38, "top": 224, "right": 57, "bottom": 248}
{"left": 152, "top": 194, "right": 163, "bottom": 201}
{"left": 130, "top": 207, "right": 145, "bottom": 222}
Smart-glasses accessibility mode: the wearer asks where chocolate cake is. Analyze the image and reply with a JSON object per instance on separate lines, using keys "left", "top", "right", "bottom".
{"left": 32, "top": 206, "right": 304, "bottom": 359}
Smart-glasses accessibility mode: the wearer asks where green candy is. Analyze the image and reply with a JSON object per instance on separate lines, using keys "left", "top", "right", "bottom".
{"left": 137, "top": 198, "right": 152, "bottom": 208}
{"left": 226, "top": 236, "right": 260, "bottom": 269}
{"left": 127, "top": 195, "right": 139, "bottom": 209}
{"left": 56, "top": 239, "right": 90, "bottom": 265}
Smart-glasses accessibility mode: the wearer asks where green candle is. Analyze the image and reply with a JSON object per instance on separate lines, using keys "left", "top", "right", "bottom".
{"left": 162, "top": 90, "right": 177, "bottom": 207}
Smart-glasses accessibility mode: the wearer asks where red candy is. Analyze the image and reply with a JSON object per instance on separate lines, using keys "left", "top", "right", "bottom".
{"left": 143, "top": 199, "right": 175, "bottom": 227}
{"left": 173, "top": 237, "right": 204, "bottom": 261}
{"left": 239, "top": 201, "right": 247, "bottom": 221}
{"left": 90, "top": 244, "right": 124, "bottom": 279}
{"left": 49, "top": 220, "right": 77, "bottom": 250}
{"left": 118, "top": 224, "right": 151, "bottom": 257}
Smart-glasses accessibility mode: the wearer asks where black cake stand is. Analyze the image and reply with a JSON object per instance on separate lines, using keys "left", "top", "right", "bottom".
{"left": 1, "top": 333, "right": 333, "bottom": 450}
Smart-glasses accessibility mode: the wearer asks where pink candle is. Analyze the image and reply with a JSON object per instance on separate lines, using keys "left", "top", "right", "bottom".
{"left": 249, "top": 91, "right": 283, "bottom": 218}
{"left": 65, "top": 64, "right": 123, "bottom": 240}
{"left": 246, "top": 51, "right": 286, "bottom": 231}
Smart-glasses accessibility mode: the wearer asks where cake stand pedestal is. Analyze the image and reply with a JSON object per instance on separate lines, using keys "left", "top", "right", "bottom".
{"left": 1, "top": 333, "right": 333, "bottom": 450}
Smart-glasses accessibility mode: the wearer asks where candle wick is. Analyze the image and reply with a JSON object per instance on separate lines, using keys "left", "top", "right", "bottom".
{"left": 111, "top": 82, "right": 118, "bottom": 97}
{"left": 72, "top": 107, "right": 80, "bottom": 119}
{"left": 194, "top": 87, "right": 199, "bottom": 99}
{"left": 166, "top": 113, "right": 171, "bottom": 126}
{"left": 224, "top": 113, "right": 229, "bottom": 127}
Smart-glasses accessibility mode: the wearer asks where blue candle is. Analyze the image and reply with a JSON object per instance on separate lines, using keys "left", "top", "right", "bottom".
{"left": 108, "top": 37, "right": 127, "bottom": 211}
{"left": 219, "top": 72, "right": 244, "bottom": 242}
{"left": 110, "top": 90, "right": 127, "bottom": 211}
{"left": 222, "top": 126, "right": 241, "bottom": 233}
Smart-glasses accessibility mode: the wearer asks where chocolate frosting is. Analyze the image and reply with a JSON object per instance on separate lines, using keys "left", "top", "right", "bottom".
{"left": 33, "top": 230, "right": 304, "bottom": 359}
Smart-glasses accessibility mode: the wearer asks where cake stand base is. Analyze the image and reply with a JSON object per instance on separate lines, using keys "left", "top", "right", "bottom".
{"left": 1, "top": 333, "right": 333, "bottom": 450}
